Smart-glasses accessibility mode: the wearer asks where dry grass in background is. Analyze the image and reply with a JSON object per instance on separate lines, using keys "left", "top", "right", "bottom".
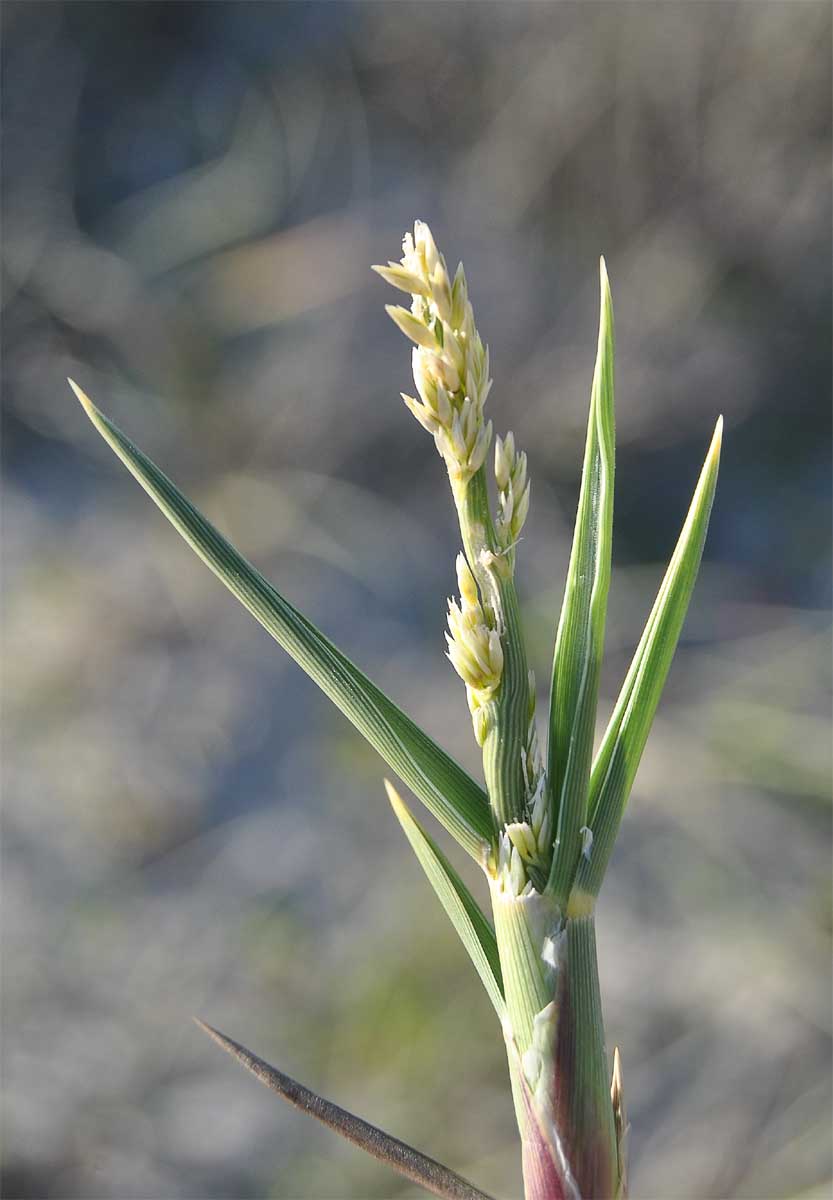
{"left": 3, "top": 4, "right": 831, "bottom": 1198}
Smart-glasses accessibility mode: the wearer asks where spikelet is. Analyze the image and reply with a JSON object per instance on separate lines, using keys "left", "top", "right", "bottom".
{"left": 446, "top": 552, "right": 503, "bottom": 702}
{"left": 495, "top": 432, "right": 531, "bottom": 549}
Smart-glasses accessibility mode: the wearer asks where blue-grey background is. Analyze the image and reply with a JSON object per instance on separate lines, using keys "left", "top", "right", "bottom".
{"left": 3, "top": 3, "right": 831, "bottom": 1197}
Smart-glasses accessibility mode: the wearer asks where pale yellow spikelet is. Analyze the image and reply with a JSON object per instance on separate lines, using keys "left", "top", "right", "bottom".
{"left": 495, "top": 428, "right": 532, "bottom": 548}
{"left": 445, "top": 576, "right": 503, "bottom": 699}
{"left": 401, "top": 394, "right": 441, "bottom": 435}
{"left": 505, "top": 821, "right": 539, "bottom": 864}
{"left": 429, "top": 263, "right": 453, "bottom": 323}
{"left": 371, "top": 263, "right": 430, "bottom": 297}
{"left": 493, "top": 830, "right": 535, "bottom": 897}
{"left": 385, "top": 304, "right": 438, "bottom": 351}
{"left": 374, "top": 222, "right": 493, "bottom": 482}
{"left": 494, "top": 433, "right": 514, "bottom": 491}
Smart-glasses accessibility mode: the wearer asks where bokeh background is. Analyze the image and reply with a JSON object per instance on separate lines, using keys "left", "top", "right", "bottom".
{"left": 3, "top": 3, "right": 831, "bottom": 1198}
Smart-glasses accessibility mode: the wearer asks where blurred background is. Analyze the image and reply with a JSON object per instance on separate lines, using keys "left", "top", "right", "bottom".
{"left": 2, "top": 3, "right": 831, "bottom": 1198}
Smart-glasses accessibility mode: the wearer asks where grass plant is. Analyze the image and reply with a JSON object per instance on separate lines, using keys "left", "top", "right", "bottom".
{"left": 70, "top": 222, "right": 721, "bottom": 1199}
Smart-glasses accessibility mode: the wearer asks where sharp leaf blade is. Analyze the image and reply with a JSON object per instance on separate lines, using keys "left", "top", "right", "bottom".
{"left": 386, "top": 780, "right": 505, "bottom": 1019}
{"left": 71, "top": 381, "right": 493, "bottom": 860}
{"left": 573, "top": 416, "right": 723, "bottom": 903}
{"left": 194, "top": 1020, "right": 496, "bottom": 1200}
{"left": 547, "top": 260, "right": 615, "bottom": 903}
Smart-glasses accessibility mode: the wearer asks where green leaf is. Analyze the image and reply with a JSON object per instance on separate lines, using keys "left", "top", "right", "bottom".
{"left": 385, "top": 780, "right": 505, "bottom": 1019}
{"left": 547, "top": 260, "right": 615, "bottom": 904}
{"left": 70, "top": 381, "right": 493, "bottom": 861}
{"left": 572, "top": 416, "right": 723, "bottom": 905}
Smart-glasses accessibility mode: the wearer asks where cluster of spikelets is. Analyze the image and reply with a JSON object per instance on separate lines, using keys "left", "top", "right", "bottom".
{"left": 375, "top": 222, "right": 545, "bottom": 888}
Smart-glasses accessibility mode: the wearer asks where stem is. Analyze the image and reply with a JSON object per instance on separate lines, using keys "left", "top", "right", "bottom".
{"left": 488, "top": 883, "right": 622, "bottom": 1200}
{"left": 550, "top": 916, "right": 618, "bottom": 1200}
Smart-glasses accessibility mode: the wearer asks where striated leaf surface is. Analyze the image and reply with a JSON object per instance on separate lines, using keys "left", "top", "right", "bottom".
{"left": 71, "top": 381, "right": 493, "bottom": 861}
{"left": 573, "top": 416, "right": 723, "bottom": 903}
{"left": 386, "top": 780, "right": 505, "bottom": 1019}
{"left": 547, "top": 260, "right": 615, "bottom": 905}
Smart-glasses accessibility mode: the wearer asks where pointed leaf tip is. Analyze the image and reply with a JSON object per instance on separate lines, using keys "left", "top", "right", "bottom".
{"left": 574, "top": 418, "right": 721, "bottom": 900}
{"left": 194, "top": 1018, "right": 253, "bottom": 1068}
{"left": 711, "top": 414, "right": 724, "bottom": 452}
{"left": 384, "top": 776, "right": 406, "bottom": 816}
{"left": 194, "top": 1019, "right": 495, "bottom": 1200}
{"left": 193, "top": 1015, "right": 223, "bottom": 1044}
{"left": 68, "top": 377, "right": 96, "bottom": 417}
{"left": 70, "top": 394, "right": 492, "bottom": 859}
{"left": 546, "top": 251, "right": 615, "bottom": 902}
{"left": 386, "top": 779, "right": 505, "bottom": 1019}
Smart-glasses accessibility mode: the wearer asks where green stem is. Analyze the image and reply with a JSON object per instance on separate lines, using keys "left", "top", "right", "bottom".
{"left": 489, "top": 884, "right": 621, "bottom": 1199}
